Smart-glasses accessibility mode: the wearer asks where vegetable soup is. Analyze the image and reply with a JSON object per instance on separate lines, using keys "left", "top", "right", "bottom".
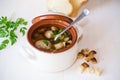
{"left": 31, "top": 25, "right": 72, "bottom": 52}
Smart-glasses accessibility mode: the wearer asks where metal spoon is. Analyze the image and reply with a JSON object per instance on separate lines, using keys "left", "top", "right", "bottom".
{"left": 54, "top": 9, "right": 89, "bottom": 41}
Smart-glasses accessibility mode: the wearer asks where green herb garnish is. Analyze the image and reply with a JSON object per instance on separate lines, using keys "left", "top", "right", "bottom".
{"left": 42, "top": 40, "right": 48, "bottom": 46}
{"left": 58, "top": 29, "right": 63, "bottom": 34}
{"left": 20, "top": 27, "right": 27, "bottom": 36}
{"left": 63, "top": 32, "right": 67, "bottom": 37}
{"left": 0, "top": 16, "right": 28, "bottom": 50}
{"left": 52, "top": 30, "right": 58, "bottom": 36}
{"left": 0, "top": 39, "right": 9, "bottom": 50}
{"left": 52, "top": 29, "right": 67, "bottom": 38}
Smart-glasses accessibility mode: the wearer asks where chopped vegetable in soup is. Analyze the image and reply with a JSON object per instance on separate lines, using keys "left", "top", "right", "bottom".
{"left": 31, "top": 26, "right": 72, "bottom": 52}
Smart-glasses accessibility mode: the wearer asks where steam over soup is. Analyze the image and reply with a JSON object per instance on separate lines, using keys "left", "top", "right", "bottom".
{"left": 31, "top": 25, "right": 72, "bottom": 52}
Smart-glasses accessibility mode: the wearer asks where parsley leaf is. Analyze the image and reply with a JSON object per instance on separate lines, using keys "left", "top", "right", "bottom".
{"left": 20, "top": 27, "right": 27, "bottom": 36}
{"left": 9, "top": 30, "right": 18, "bottom": 45}
{"left": 0, "top": 16, "right": 28, "bottom": 50}
{"left": 0, "top": 28, "right": 7, "bottom": 38}
{"left": 42, "top": 40, "right": 48, "bottom": 46}
{"left": 0, "top": 39, "right": 9, "bottom": 50}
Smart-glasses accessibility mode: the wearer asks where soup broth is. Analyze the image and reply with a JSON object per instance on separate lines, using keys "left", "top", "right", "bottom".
{"left": 31, "top": 25, "right": 72, "bottom": 52}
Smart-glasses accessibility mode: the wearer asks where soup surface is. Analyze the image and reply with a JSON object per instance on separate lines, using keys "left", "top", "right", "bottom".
{"left": 31, "top": 25, "right": 72, "bottom": 52}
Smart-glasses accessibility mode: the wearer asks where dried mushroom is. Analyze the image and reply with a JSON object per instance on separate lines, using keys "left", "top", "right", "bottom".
{"left": 77, "top": 52, "right": 84, "bottom": 59}
{"left": 86, "top": 67, "right": 102, "bottom": 76}
{"left": 94, "top": 68, "right": 102, "bottom": 76}
{"left": 85, "top": 50, "right": 96, "bottom": 62}
{"left": 81, "top": 62, "right": 89, "bottom": 68}
{"left": 86, "top": 67, "right": 95, "bottom": 74}
{"left": 79, "top": 62, "right": 89, "bottom": 73}
{"left": 81, "top": 48, "right": 90, "bottom": 56}
{"left": 78, "top": 48, "right": 102, "bottom": 76}
{"left": 90, "top": 57, "right": 97, "bottom": 64}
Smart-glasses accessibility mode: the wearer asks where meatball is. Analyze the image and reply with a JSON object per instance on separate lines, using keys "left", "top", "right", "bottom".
{"left": 35, "top": 40, "right": 51, "bottom": 50}
{"left": 44, "top": 30, "right": 54, "bottom": 39}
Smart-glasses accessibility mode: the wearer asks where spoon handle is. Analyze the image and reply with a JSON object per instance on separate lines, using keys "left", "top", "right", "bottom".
{"left": 71, "top": 9, "right": 89, "bottom": 25}
{"left": 54, "top": 9, "right": 89, "bottom": 41}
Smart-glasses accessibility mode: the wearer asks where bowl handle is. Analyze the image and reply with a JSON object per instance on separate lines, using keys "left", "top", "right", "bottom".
{"left": 20, "top": 45, "right": 37, "bottom": 63}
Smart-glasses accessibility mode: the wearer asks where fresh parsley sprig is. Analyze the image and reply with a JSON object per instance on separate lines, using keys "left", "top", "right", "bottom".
{"left": 42, "top": 40, "right": 48, "bottom": 46}
{"left": 0, "top": 16, "right": 28, "bottom": 50}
